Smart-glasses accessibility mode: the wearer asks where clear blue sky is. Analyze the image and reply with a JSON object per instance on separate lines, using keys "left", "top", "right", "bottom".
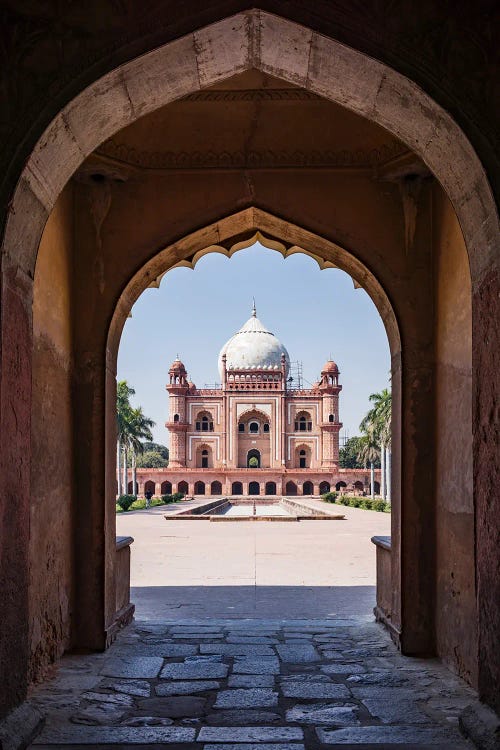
{"left": 117, "top": 243, "right": 390, "bottom": 447}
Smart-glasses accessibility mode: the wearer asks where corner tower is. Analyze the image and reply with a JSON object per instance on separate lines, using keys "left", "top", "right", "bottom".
{"left": 319, "top": 360, "right": 343, "bottom": 468}
{"left": 165, "top": 357, "right": 189, "bottom": 468}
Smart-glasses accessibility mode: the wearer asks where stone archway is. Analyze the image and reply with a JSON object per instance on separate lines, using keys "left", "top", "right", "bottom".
{"left": 0, "top": 10, "right": 497, "bottom": 719}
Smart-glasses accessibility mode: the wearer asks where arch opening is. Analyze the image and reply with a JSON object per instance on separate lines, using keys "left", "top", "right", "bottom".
{"left": 8, "top": 8, "right": 488, "bottom": 720}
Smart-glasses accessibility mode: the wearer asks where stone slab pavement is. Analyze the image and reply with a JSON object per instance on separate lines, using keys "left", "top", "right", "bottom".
{"left": 26, "top": 617, "right": 475, "bottom": 749}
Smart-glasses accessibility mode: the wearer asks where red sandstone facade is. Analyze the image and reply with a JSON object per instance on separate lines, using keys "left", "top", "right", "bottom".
{"left": 131, "top": 308, "right": 380, "bottom": 497}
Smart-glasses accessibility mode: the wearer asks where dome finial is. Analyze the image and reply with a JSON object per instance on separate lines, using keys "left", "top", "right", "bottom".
{"left": 252, "top": 297, "right": 256, "bottom": 317}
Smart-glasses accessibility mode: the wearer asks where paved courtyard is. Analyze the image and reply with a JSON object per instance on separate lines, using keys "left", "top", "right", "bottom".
{"left": 118, "top": 497, "right": 391, "bottom": 619}
{"left": 23, "top": 502, "right": 477, "bottom": 748}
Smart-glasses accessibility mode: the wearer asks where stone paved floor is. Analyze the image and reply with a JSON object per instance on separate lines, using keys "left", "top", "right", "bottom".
{"left": 28, "top": 616, "right": 476, "bottom": 749}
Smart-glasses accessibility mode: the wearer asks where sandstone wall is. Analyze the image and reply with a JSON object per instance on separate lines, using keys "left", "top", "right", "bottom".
{"left": 31, "top": 186, "right": 74, "bottom": 681}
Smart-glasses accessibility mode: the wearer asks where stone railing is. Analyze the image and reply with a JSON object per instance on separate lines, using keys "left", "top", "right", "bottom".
{"left": 111, "top": 536, "right": 135, "bottom": 644}
{"left": 371, "top": 535, "right": 392, "bottom": 626}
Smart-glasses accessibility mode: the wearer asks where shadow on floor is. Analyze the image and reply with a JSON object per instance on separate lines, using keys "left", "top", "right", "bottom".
{"left": 131, "top": 584, "right": 376, "bottom": 620}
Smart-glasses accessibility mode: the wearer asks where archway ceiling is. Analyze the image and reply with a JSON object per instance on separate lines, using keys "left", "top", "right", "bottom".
{"left": 84, "top": 71, "right": 424, "bottom": 177}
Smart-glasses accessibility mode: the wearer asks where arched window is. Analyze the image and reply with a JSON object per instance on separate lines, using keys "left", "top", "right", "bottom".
{"left": 249, "top": 421, "right": 259, "bottom": 433}
{"left": 238, "top": 423, "right": 245, "bottom": 432}
{"left": 263, "top": 423, "right": 270, "bottom": 433}
{"left": 299, "top": 449, "right": 306, "bottom": 468}
{"left": 328, "top": 414, "right": 334, "bottom": 422}
{"left": 201, "top": 449, "right": 208, "bottom": 468}
{"left": 295, "top": 411, "right": 312, "bottom": 431}
{"left": 196, "top": 411, "right": 214, "bottom": 431}
{"left": 174, "top": 413, "right": 180, "bottom": 422}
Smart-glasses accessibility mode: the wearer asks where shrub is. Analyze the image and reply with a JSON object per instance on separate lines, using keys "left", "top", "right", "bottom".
{"left": 117, "top": 494, "right": 136, "bottom": 512}
{"left": 372, "top": 499, "right": 387, "bottom": 512}
{"left": 321, "top": 491, "right": 338, "bottom": 504}
{"left": 161, "top": 492, "right": 185, "bottom": 504}
{"left": 361, "top": 498, "right": 373, "bottom": 510}
{"left": 340, "top": 496, "right": 350, "bottom": 506}
{"left": 348, "top": 497, "right": 362, "bottom": 508}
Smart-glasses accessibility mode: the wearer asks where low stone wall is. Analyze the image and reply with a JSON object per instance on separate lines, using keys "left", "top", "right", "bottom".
{"left": 111, "top": 536, "right": 135, "bottom": 645}
{"left": 371, "top": 535, "right": 392, "bottom": 626}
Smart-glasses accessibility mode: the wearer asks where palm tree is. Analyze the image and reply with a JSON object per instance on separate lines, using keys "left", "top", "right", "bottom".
{"left": 359, "top": 388, "right": 392, "bottom": 498}
{"left": 126, "top": 407, "right": 155, "bottom": 495}
{"left": 358, "top": 427, "right": 380, "bottom": 498}
{"left": 116, "top": 381, "right": 155, "bottom": 496}
{"left": 117, "top": 381, "right": 135, "bottom": 495}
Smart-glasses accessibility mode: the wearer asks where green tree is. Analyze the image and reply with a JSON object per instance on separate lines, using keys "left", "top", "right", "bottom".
{"left": 140, "top": 442, "right": 169, "bottom": 462}
{"left": 339, "top": 436, "right": 367, "bottom": 468}
{"left": 126, "top": 406, "right": 155, "bottom": 494}
{"left": 116, "top": 380, "right": 155, "bottom": 494}
{"left": 359, "top": 387, "right": 392, "bottom": 497}
{"left": 136, "top": 450, "right": 168, "bottom": 468}
{"left": 116, "top": 381, "right": 135, "bottom": 496}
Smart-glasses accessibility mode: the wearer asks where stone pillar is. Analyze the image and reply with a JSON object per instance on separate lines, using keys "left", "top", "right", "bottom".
{"left": 73, "top": 351, "right": 115, "bottom": 652}
{"left": 474, "top": 267, "right": 500, "bottom": 712}
{"left": 386, "top": 447, "right": 391, "bottom": 502}
{"left": 381, "top": 445, "right": 386, "bottom": 499}
{"left": 0, "top": 260, "right": 33, "bottom": 718}
{"left": 155, "top": 482, "right": 161, "bottom": 496}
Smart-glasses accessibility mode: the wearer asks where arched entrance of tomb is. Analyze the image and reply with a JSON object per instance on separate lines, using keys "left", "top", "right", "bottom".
{"left": 161, "top": 481, "right": 172, "bottom": 495}
{"left": 247, "top": 449, "right": 261, "bottom": 469}
{"left": 320, "top": 482, "right": 331, "bottom": 494}
{"left": 2, "top": 9, "right": 496, "bottom": 719}
{"left": 194, "top": 481, "right": 205, "bottom": 495}
{"left": 286, "top": 481, "right": 298, "bottom": 496}
{"left": 303, "top": 481, "right": 314, "bottom": 495}
{"left": 211, "top": 481, "right": 222, "bottom": 496}
{"left": 178, "top": 481, "right": 189, "bottom": 496}
{"left": 265, "top": 482, "right": 277, "bottom": 496}
{"left": 144, "top": 480, "right": 155, "bottom": 497}
{"left": 231, "top": 482, "right": 243, "bottom": 496}
{"left": 249, "top": 481, "right": 260, "bottom": 496}
{"left": 336, "top": 481, "right": 347, "bottom": 492}
{"left": 196, "top": 444, "right": 213, "bottom": 469}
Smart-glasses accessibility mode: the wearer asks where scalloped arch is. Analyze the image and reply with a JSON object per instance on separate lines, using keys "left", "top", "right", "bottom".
{"left": 238, "top": 408, "right": 272, "bottom": 424}
{"left": 107, "top": 207, "right": 401, "bottom": 365}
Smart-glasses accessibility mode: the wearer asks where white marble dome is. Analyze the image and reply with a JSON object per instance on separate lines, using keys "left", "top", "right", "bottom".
{"left": 218, "top": 306, "right": 290, "bottom": 379}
